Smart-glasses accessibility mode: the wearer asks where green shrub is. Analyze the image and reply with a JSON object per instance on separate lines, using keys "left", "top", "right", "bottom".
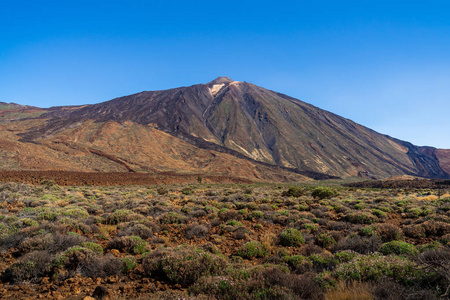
{"left": 303, "top": 223, "right": 318, "bottom": 232}
{"left": 130, "top": 236, "right": 147, "bottom": 254}
{"left": 143, "top": 247, "right": 227, "bottom": 285}
{"left": 279, "top": 228, "right": 304, "bottom": 247}
{"left": 354, "top": 203, "right": 366, "bottom": 210}
{"left": 315, "top": 233, "right": 337, "bottom": 249}
{"left": 226, "top": 220, "right": 243, "bottom": 227}
{"left": 296, "top": 204, "right": 308, "bottom": 211}
{"left": 81, "top": 242, "right": 104, "bottom": 255}
{"left": 359, "top": 225, "right": 376, "bottom": 236}
{"left": 333, "top": 254, "right": 426, "bottom": 285}
{"left": 335, "top": 250, "right": 357, "bottom": 262}
{"left": 237, "top": 241, "right": 268, "bottom": 259}
{"left": 418, "top": 241, "right": 442, "bottom": 252}
{"left": 181, "top": 187, "right": 193, "bottom": 195}
{"left": 62, "top": 207, "right": 89, "bottom": 219}
{"left": 20, "top": 218, "right": 39, "bottom": 227}
{"left": 282, "top": 186, "right": 305, "bottom": 197}
{"left": 346, "top": 212, "right": 377, "bottom": 224}
{"left": 308, "top": 254, "right": 338, "bottom": 271}
{"left": 380, "top": 241, "right": 418, "bottom": 256}
{"left": 159, "top": 212, "right": 187, "bottom": 224}
{"left": 238, "top": 209, "right": 248, "bottom": 215}
{"left": 37, "top": 210, "right": 58, "bottom": 221}
{"left": 371, "top": 209, "right": 387, "bottom": 219}
{"left": 251, "top": 211, "right": 263, "bottom": 219}
{"left": 311, "top": 187, "right": 338, "bottom": 200}
{"left": 284, "top": 255, "right": 312, "bottom": 273}
{"left": 121, "top": 256, "right": 137, "bottom": 273}
{"left": 105, "top": 209, "right": 133, "bottom": 224}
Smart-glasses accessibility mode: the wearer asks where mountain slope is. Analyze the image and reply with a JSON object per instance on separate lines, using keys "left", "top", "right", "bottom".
{"left": 14, "top": 77, "right": 447, "bottom": 179}
{"left": 0, "top": 118, "right": 312, "bottom": 182}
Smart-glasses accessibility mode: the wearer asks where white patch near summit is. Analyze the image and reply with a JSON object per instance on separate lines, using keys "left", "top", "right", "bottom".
{"left": 209, "top": 84, "right": 225, "bottom": 95}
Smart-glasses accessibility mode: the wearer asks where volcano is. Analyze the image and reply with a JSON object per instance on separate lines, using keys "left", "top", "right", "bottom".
{"left": 0, "top": 77, "right": 448, "bottom": 181}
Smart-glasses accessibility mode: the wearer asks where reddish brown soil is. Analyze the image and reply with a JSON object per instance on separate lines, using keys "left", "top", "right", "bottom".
{"left": 344, "top": 178, "right": 450, "bottom": 189}
{"left": 0, "top": 171, "right": 252, "bottom": 186}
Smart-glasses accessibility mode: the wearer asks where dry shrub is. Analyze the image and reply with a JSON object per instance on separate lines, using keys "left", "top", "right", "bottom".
{"left": 335, "top": 235, "right": 381, "bottom": 254}
{"left": 417, "top": 248, "right": 450, "bottom": 297}
{"left": 300, "top": 243, "right": 324, "bottom": 256}
{"left": 186, "top": 224, "right": 209, "bottom": 239}
{"left": 48, "top": 233, "right": 86, "bottom": 253}
{"left": 107, "top": 236, "right": 147, "bottom": 254}
{"left": 261, "top": 268, "right": 322, "bottom": 299}
{"left": 326, "top": 221, "right": 349, "bottom": 231}
{"left": 260, "top": 232, "right": 277, "bottom": 254}
{"left": 78, "top": 254, "right": 122, "bottom": 278}
{"left": 376, "top": 223, "right": 403, "bottom": 242}
{"left": 324, "top": 281, "right": 373, "bottom": 300}
{"left": 53, "top": 247, "right": 94, "bottom": 280}
{"left": 18, "top": 232, "right": 86, "bottom": 255}
{"left": 17, "top": 233, "right": 54, "bottom": 255}
{"left": 312, "top": 207, "right": 333, "bottom": 219}
{"left": 190, "top": 267, "right": 321, "bottom": 300}
{"left": 98, "top": 224, "right": 116, "bottom": 238}
{"left": 233, "top": 227, "right": 248, "bottom": 240}
{"left": 441, "top": 234, "right": 450, "bottom": 245}
{"left": 373, "top": 279, "right": 406, "bottom": 300}
{"left": 188, "top": 209, "right": 207, "bottom": 218}
{"left": 219, "top": 209, "right": 243, "bottom": 221}
{"left": 328, "top": 231, "right": 345, "bottom": 243}
{"left": 2, "top": 251, "right": 52, "bottom": 283}
{"left": 373, "top": 279, "right": 438, "bottom": 300}
{"left": 273, "top": 215, "right": 289, "bottom": 226}
{"left": 118, "top": 223, "right": 155, "bottom": 239}
{"left": 403, "top": 224, "right": 426, "bottom": 239}
{"left": 421, "top": 220, "right": 450, "bottom": 237}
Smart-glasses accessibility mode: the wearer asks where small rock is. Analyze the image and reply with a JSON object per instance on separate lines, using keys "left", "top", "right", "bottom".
{"left": 83, "top": 297, "right": 95, "bottom": 300}
{"left": 110, "top": 249, "right": 120, "bottom": 256}
{"left": 92, "top": 285, "right": 111, "bottom": 300}
{"left": 51, "top": 291, "right": 64, "bottom": 300}
{"left": 40, "top": 277, "right": 50, "bottom": 285}
{"left": 107, "top": 275, "right": 118, "bottom": 283}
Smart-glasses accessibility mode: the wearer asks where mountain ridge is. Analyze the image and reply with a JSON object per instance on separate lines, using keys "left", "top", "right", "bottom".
{"left": 2, "top": 77, "right": 449, "bottom": 180}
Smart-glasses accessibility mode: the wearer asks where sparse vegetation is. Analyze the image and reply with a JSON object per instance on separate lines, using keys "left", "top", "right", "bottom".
{"left": 0, "top": 181, "right": 448, "bottom": 299}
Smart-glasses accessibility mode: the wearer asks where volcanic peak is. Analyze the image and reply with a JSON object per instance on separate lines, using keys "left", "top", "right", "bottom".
{"left": 207, "top": 76, "right": 234, "bottom": 86}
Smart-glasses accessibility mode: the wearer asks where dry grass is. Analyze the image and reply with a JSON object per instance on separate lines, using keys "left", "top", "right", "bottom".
{"left": 324, "top": 281, "right": 374, "bottom": 300}
{"left": 98, "top": 225, "right": 117, "bottom": 238}
{"left": 416, "top": 195, "right": 439, "bottom": 201}
{"left": 259, "top": 232, "right": 277, "bottom": 254}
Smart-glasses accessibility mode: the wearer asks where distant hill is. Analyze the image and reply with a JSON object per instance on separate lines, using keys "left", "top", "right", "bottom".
{"left": 0, "top": 77, "right": 448, "bottom": 181}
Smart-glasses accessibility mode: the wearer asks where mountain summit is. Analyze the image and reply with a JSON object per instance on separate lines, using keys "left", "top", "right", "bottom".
{"left": 207, "top": 76, "right": 234, "bottom": 85}
{"left": 1, "top": 77, "right": 449, "bottom": 180}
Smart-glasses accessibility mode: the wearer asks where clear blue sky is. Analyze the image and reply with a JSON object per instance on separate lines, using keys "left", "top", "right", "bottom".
{"left": 1, "top": 1, "right": 449, "bottom": 148}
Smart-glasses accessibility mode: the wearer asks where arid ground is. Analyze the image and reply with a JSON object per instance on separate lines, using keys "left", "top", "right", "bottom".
{"left": 0, "top": 178, "right": 449, "bottom": 299}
